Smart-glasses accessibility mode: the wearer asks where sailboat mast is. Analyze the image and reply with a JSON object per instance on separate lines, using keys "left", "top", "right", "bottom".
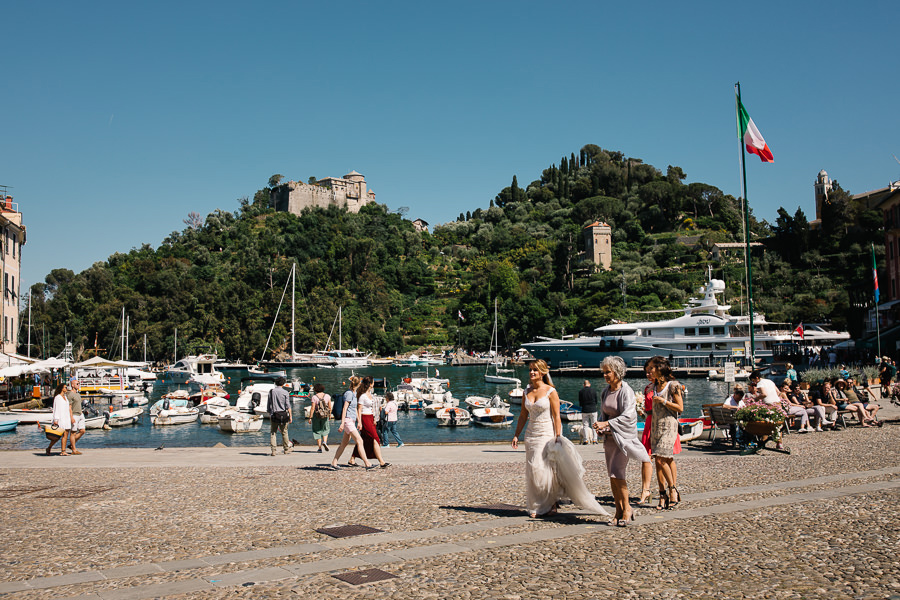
{"left": 291, "top": 263, "right": 296, "bottom": 358}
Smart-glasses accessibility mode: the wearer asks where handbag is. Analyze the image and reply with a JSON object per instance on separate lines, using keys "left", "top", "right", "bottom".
{"left": 271, "top": 410, "right": 290, "bottom": 423}
{"left": 44, "top": 423, "right": 65, "bottom": 440}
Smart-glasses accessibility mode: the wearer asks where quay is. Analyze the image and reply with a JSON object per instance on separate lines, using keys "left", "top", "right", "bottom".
{"left": 553, "top": 365, "right": 735, "bottom": 378}
{"left": 1, "top": 401, "right": 898, "bottom": 599}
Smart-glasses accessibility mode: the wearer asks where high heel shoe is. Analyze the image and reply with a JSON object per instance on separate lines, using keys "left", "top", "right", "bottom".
{"left": 656, "top": 489, "right": 669, "bottom": 511}
{"left": 637, "top": 488, "right": 652, "bottom": 506}
{"left": 617, "top": 510, "right": 635, "bottom": 527}
{"left": 668, "top": 486, "right": 681, "bottom": 506}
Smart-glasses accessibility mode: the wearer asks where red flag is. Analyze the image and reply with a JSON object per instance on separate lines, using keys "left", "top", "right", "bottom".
{"left": 793, "top": 323, "right": 804, "bottom": 340}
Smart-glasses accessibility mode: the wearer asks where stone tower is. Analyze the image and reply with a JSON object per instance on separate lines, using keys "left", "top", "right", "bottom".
{"left": 583, "top": 221, "right": 612, "bottom": 271}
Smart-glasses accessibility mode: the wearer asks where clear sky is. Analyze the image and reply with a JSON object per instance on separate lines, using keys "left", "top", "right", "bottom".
{"left": 3, "top": 1, "right": 898, "bottom": 294}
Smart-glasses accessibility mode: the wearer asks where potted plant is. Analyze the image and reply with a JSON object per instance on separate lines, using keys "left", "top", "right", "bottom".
{"left": 735, "top": 400, "right": 787, "bottom": 436}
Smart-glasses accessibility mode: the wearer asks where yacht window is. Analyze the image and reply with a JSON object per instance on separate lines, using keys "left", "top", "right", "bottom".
{"left": 643, "top": 330, "right": 651, "bottom": 336}
{"left": 684, "top": 328, "right": 695, "bottom": 336}
{"left": 698, "top": 327, "right": 710, "bottom": 336}
{"left": 713, "top": 326, "right": 725, "bottom": 335}
{"left": 700, "top": 343, "right": 712, "bottom": 349}
{"left": 715, "top": 343, "right": 728, "bottom": 350}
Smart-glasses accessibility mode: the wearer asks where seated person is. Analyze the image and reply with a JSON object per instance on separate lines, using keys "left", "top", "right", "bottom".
{"left": 848, "top": 378, "right": 881, "bottom": 424}
{"left": 836, "top": 379, "right": 877, "bottom": 427}
{"left": 809, "top": 381, "right": 838, "bottom": 431}
{"left": 723, "top": 385, "right": 745, "bottom": 408}
{"left": 781, "top": 380, "right": 812, "bottom": 432}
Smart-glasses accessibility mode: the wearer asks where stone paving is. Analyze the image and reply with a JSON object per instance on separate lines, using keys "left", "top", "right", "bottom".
{"left": 0, "top": 416, "right": 898, "bottom": 599}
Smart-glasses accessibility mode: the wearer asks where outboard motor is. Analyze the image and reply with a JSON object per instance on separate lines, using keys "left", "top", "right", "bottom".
{"left": 449, "top": 409, "right": 457, "bottom": 426}
{"left": 251, "top": 392, "right": 261, "bottom": 410}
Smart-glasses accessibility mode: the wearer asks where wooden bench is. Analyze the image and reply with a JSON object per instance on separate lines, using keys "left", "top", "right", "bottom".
{"left": 708, "top": 405, "right": 738, "bottom": 447}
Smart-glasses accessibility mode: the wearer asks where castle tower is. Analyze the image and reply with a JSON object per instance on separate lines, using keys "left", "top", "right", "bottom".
{"left": 814, "top": 169, "right": 833, "bottom": 223}
{"left": 583, "top": 221, "right": 612, "bottom": 271}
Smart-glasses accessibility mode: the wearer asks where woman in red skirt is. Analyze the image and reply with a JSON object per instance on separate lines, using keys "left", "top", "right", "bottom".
{"left": 350, "top": 377, "right": 390, "bottom": 468}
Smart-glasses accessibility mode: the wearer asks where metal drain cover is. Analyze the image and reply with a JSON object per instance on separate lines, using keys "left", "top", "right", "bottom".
{"left": 333, "top": 568, "right": 397, "bottom": 586}
{"left": 316, "top": 524, "right": 384, "bottom": 538}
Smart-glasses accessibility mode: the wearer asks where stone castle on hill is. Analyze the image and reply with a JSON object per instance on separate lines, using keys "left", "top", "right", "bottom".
{"left": 271, "top": 171, "right": 376, "bottom": 216}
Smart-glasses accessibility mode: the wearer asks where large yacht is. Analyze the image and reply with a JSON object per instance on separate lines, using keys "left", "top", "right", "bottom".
{"left": 523, "top": 277, "right": 849, "bottom": 369}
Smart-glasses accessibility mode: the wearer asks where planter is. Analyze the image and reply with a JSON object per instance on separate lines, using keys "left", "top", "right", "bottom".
{"left": 742, "top": 420, "right": 783, "bottom": 437}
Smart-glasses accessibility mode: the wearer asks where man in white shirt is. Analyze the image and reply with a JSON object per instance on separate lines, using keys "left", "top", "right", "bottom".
{"left": 749, "top": 370, "right": 781, "bottom": 405}
{"left": 723, "top": 385, "right": 746, "bottom": 409}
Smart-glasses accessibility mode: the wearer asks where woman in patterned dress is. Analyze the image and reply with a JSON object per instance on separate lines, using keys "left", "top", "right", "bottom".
{"left": 646, "top": 355, "right": 684, "bottom": 510}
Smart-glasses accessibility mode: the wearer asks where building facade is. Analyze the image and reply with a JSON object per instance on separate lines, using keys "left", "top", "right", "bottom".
{"left": 271, "top": 171, "right": 376, "bottom": 216}
{"left": 583, "top": 221, "right": 612, "bottom": 271}
{"left": 0, "top": 194, "right": 25, "bottom": 354}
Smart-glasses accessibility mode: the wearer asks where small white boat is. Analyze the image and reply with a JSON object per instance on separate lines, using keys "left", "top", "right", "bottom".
{"left": 436, "top": 406, "right": 471, "bottom": 427}
{"left": 0, "top": 409, "right": 52, "bottom": 424}
{"left": 393, "top": 384, "right": 423, "bottom": 411}
{"left": 559, "top": 401, "right": 582, "bottom": 422}
{"left": 424, "top": 399, "right": 455, "bottom": 417}
{"left": 150, "top": 397, "right": 190, "bottom": 415}
{"left": 464, "top": 394, "right": 510, "bottom": 412}
{"left": 108, "top": 406, "right": 144, "bottom": 427}
{"left": 471, "top": 406, "right": 514, "bottom": 427}
{"left": 151, "top": 407, "right": 199, "bottom": 426}
{"left": 218, "top": 412, "right": 264, "bottom": 433}
{"left": 83, "top": 414, "right": 108, "bottom": 429}
{"left": 508, "top": 382, "right": 525, "bottom": 405}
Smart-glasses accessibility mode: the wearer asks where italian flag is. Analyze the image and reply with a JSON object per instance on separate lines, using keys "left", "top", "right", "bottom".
{"left": 737, "top": 98, "right": 774, "bottom": 163}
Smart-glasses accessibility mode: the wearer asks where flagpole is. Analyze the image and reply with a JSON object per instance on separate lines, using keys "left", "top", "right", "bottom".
{"left": 873, "top": 243, "right": 881, "bottom": 359}
{"left": 735, "top": 82, "right": 756, "bottom": 366}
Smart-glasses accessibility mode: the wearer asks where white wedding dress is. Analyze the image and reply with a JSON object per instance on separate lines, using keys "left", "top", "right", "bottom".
{"left": 524, "top": 388, "right": 610, "bottom": 517}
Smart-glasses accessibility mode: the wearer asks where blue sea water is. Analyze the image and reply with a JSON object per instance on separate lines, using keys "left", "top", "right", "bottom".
{"left": 0, "top": 365, "right": 734, "bottom": 450}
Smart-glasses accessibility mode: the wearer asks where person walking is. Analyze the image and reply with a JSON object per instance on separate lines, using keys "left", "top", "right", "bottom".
{"left": 646, "top": 355, "right": 684, "bottom": 510}
{"left": 267, "top": 376, "right": 292, "bottom": 455}
{"left": 578, "top": 379, "right": 598, "bottom": 444}
{"left": 330, "top": 376, "right": 374, "bottom": 470}
{"left": 66, "top": 378, "right": 86, "bottom": 455}
{"left": 47, "top": 383, "right": 72, "bottom": 456}
{"left": 511, "top": 359, "right": 609, "bottom": 519}
{"left": 592, "top": 356, "right": 651, "bottom": 526}
{"left": 308, "top": 383, "right": 331, "bottom": 452}
{"left": 350, "top": 377, "right": 389, "bottom": 468}
{"left": 381, "top": 391, "right": 403, "bottom": 447}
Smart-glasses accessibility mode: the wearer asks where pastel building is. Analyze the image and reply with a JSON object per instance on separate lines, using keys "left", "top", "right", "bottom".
{"left": 0, "top": 194, "right": 25, "bottom": 354}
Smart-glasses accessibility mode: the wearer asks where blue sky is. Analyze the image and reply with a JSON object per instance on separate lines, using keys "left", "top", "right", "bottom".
{"left": 3, "top": 1, "right": 898, "bottom": 294}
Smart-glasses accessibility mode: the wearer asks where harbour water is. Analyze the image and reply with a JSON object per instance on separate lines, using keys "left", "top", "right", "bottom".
{"left": 0, "top": 365, "right": 735, "bottom": 450}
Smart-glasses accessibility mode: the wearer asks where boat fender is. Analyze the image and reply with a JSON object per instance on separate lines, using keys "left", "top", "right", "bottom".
{"left": 485, "top": 407, "right": 490, "bottom": 414}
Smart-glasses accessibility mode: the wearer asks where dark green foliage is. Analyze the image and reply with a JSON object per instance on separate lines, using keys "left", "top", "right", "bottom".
{"left": 22, "top": 144, "right": 881, "bottom": 361}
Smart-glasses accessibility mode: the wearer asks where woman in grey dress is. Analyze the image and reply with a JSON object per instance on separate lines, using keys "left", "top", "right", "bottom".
{"left": 593, "top": 356, "right": 651, "bottom": 526}
{"left": 646, "top": 355, "right": 684, "bottom": 510}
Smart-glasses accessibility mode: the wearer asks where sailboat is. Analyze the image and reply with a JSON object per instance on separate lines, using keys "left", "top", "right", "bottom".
{"left": 484, "top": 298, "right": 519, "bottom": 384}
{"left": 261, "top": 263, "right": 326, "bottom": 368}
{"left": 313, "top": 306, "right": 371, "bottom": 368}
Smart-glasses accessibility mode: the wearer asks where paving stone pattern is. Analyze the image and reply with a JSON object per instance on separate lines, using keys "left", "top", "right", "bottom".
{"left": 0, "top": 422, "right": 898, "bottom": 599}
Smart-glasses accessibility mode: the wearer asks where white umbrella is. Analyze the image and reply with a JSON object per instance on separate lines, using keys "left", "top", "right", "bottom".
{"left": 28, "top": 358, "right": 72, "bottom": 370}
{"left": 73, "top": 356, "right": 129, "bottom": 369}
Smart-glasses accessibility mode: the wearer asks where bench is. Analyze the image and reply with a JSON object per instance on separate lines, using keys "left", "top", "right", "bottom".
{"left": 708, "top": 405, "right": 738, "bottom": 447}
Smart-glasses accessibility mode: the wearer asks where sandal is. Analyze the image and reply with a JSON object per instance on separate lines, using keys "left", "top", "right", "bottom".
{"left": 637, "top": 488, "right": 652, "bottom": 506}
{"left": 668, "top": 486, "right": 681, "bottom": 506}
{"left": 656, "top": 489, "right": 669, "bottom": 511}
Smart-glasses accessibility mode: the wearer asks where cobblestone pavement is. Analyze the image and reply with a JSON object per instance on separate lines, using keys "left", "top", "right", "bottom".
{"left": 0, "top": 421, "right": 898, "bottom": 599}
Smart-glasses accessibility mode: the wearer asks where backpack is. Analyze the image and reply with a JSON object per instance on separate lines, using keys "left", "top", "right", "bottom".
{"left": 314, "top": 394, "right": 331, "bottom": 419}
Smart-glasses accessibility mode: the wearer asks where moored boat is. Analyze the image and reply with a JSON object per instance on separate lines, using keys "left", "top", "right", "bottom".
{"left": 218, "top": 412, "right": 263, "bottom": 432}
{"left": 471, "top": 406, "right": 514, "bottom": 427}
{"left": 436, "top": 406, "right": 471, "bottom": 427}
{"left": 108, "top": 406, "right": 144, "bottom": 427}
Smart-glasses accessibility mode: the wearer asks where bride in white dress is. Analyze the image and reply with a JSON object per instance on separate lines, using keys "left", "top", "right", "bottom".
{"left": 512, "top": 360, "right": 610, "bottom": 518}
